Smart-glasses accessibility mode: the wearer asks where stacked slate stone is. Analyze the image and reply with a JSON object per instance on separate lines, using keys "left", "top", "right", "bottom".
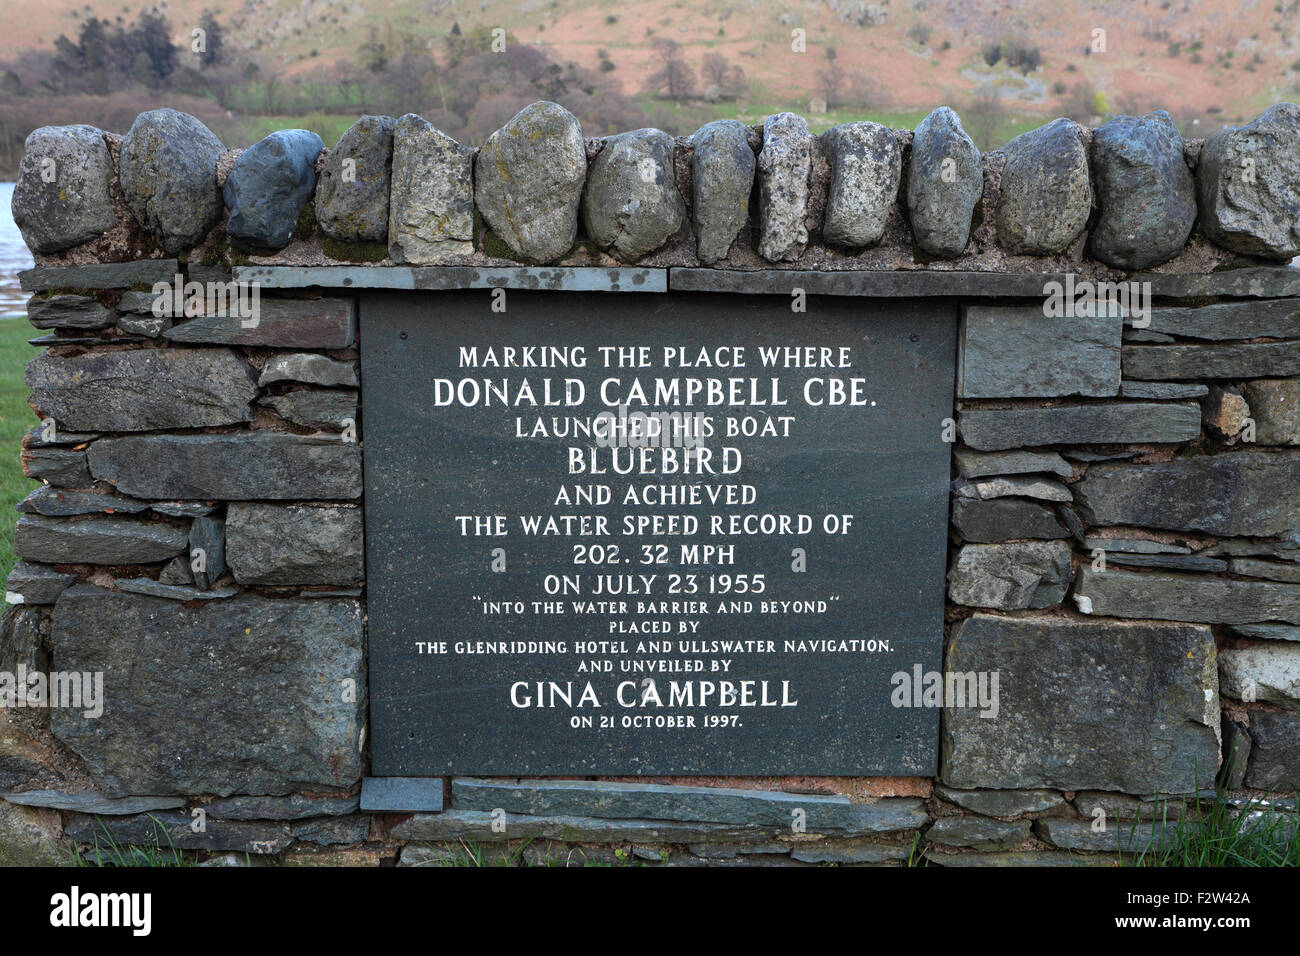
{"left": 0, "top": 262, "right": 368, "bottom": 863}
{"left": 943, "top": 288, "right": 1300, "bottom": 859}
{"left": 11, "top": 101, "right": 1300, "bottom": 269}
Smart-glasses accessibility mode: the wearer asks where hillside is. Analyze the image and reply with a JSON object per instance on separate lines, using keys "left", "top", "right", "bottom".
{"left": 2, "top": 0, "right": 1299, "bottom": 143}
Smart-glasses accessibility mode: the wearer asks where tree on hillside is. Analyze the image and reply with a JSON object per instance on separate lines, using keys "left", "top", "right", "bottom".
{"left": 198, "top": 11, "right": 224, "bottom": 69}
{"left": 816, "top": 46, "right": 846, "bottom": 109}
{"left": 645, "top": 38, "right": 697, "bottom": 101}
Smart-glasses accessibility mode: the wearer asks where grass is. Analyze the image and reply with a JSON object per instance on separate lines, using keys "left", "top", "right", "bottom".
{"left": 64, "top": 815, "right": 196, "bottom": 868}
{"left": 1125, "top": 794, "right": 1300, "bottom": 867}
{"left": 0, "top": 317, "right": 39, "bottom": 581}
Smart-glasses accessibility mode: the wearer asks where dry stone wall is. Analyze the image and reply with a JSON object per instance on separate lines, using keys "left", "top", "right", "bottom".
{"left": 0, "top": 99, "right": 1298, "bottom": 866}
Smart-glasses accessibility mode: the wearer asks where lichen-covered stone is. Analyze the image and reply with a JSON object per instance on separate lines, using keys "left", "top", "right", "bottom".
{"left": 474, "top": 102, "right": 586, "bottom": 263}
{"left": 942, "top": 614, "right": 1219, "bottom": 792}
{"left": 996, "top": 118, "right": 1092, "bottom": 255}
{"left": 1088, "top": 111, "right": 1196, "bottom": 270}
{"left": 315, "top": 115, "right": 396, "bottom": 243}
{"left": 119, "top": 109, "right": 225, "bottom": 254}
{"left": 582, "top": 128, "right": 684, "bottom": 260}
{"left": 1241, "top": 379, "right": 1300, "bottom": 445}
{"left": 50, "top": 586, "right": 364, "bottom": 797}
{"left": 947, "top": 541, "right": 1072, "bottom": 609}
{"left": 690, "top": 120, "right": 755, "bottom": 263}
{"left": 1198, "top": 102, "right": 1300, "bottom": 260}
{"left": 26, "top": 348, "right": 256, "bottom": 431}
{"left": 11, "top": 125, "right": 116, "bottom": 254}
{"left": 0, "top": 800, "right": 62, "bottom": 866}
{"left": 388, "top": 114, "right": 473, "bottom": 263}
{"left": 757, "top": 113, "right": 811, "bottom": 261}
{"left": 1075, "top": 451, "right": 1300, "bottom": 536}
{"left": 226, "top": 503, "right": 363, "bottom": 586}
{"left": 224, "top": 129, "right": 324, "bottom": 250}
{"left": 820, "top": 121, "right": 901, "bottom": 249}
{"left": 87, "top": 433, "right": 362, "bottom": 501}
{"left": 906, "top": 107, "right": 982, "bottom": 258}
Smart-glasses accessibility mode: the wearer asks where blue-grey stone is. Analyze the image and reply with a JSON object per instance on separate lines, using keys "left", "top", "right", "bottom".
{"left": 0, "top": 790, "right": 184, "bottom": 815}
{"left": 50, "top": 587, "right": 364, "bottom": 797}
{"left": 18, "top": 260, "right": 180, "bottom": 293}
{"left": 947, "top": 541, "right": 1072, "bottom": 610}
{"left": 1075, "top": 451, "right": 1300, "bottom": 536}
{"left": 1034, "top": 817, "right": 1187, "bottom": 853}
{"left": 951, "top": 498, "right": 1070, "bottom": 543}
{"left": 27, "top": 295, "right": 114, "bottom": 330}
{"left": 66, "top": 811, "right": 292, "bottom": 855}
{"left": 87, "top": 433, "right": 362, "bottom": 501}
{"left": 14, "top": 514, "right": 188, "bottom": 565}
{"left": 291, "top": 816, "right": 369, "bottom": 846}
{"left": 1075, "top": 567, "right": 1300, "bottom": 625}
{"left": 1089, "top": 111, "right": 1196, "bottom": 270}
{"left": 926, "top": 816, "right": 1030, "bottom": 851}
{"left": 225, "top": 129, "right": 323, "bottom": 251}
{"left": 204, "top": 792, "right": 361, "bottom": 820}
{"left": 360, "top": 777, "right": 444, "bottom": 813}
{"left": 1245, "top": 711, "right": 1300, "bottom": 790}
{"left": 933, "top": 786, "right": 1064, "bottom": 817}
{"left": 452, "top": 778, "right": 850, "bottom": 827}
{"left": 958, "top": 403, "right": 1201, "bottom": 450}
{"left": 188, "top": 516, "right": 225, "bottom": 591}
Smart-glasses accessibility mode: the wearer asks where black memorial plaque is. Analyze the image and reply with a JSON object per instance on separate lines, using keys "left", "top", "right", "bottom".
{"left": 361, "top": 291, "right": 956, "bottom": 776}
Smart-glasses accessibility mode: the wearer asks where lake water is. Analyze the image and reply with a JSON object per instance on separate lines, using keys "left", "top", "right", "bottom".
{"left": 0, "top": 183, "right": 34, "bottom": 317}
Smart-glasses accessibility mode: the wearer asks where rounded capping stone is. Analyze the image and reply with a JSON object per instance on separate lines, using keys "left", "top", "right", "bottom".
{"left": 581, "top": 127, "right": 684, "bottom": 261}
{"left": 689, "top": 119, "right": 756, "bottom": 264}
{"left": 906, "top": 106, "right": 983, "bottom": 259}
{"left": 224, "top": 128, "right": 325, "bottom": 251}
{"left": 11, "top": 124, "right": 117, "bottom": 254}
{"left": 1197, "top": 101, "right": 1300, "bottom": 261}
{"left": 996, "top": 117, "right": 1093, "bottom": 256}
{"left": 757, "top": 112, "right": 813, "bottom": 262}
{"left": 1088, "top": 109, "right": 1196, "bottom": 271}
{"left": 820, "top": 121, "right": 903, "bottom": 250}
{"left": 119, "top": 108, "right": 226, "bottom": 255}
{"left": 315, "top": 114, "right": 397, "bottom": 244}
{"left": 473, "top": 100, "right": 586, "bottom": 264}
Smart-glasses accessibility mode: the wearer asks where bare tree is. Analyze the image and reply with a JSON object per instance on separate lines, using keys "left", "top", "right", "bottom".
{"left": 645, "top": 38, "right": 697, "bottom": 101}
{"left": 816, "top": 46, "right": 846, "bottom": 109}
{"left": 965, "top": 87, "right": 1008, "bottom": 150}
